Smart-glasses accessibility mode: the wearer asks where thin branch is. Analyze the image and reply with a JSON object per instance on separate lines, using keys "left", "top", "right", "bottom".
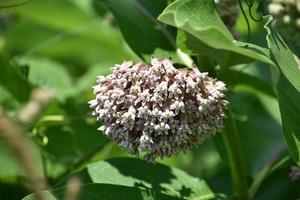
{"left": 0, "top": 110, "right": 48, "bottom": 200}
{"left": 64, "top": 177, "right": 81, "bottom": 200}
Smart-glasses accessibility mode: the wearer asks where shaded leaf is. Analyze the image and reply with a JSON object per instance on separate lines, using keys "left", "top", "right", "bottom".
{"left": 23, "top": 183, "right": 182, "bottom": 200}
{"left": 16, "top": 56, "right": 73, "bottom": 101}
{"left": 0, "top": 0, "right": 30, "bottom": 8}
{"left": 5, "top": 0, "right": 132, "bottom": 68}
{"left": 265, "top": 17, "right": 300, "bottom": 166}
{"left": 15, "top": 0, "right": 91, "bottom": 30}
{"left": 101, "top": 0, "right": 176, "bottom": 60}
{"left": 159, "top": 0, "right": 274, "bottom": 66}
{"left": 265, "top": 21, "right": 300, "bottom": 93}
{"left": 72, "top": 157, "right": 215, "bottom": 199}
{"left": 0, "top": 56, "right": 31, "bottom": 102}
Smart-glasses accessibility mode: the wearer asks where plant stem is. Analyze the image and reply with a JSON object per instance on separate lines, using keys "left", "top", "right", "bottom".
{"left": 197, "top": 55, "right": 248, "bottom": 199}
{"left": 248, "top": 148, "right": 285, "bottom": 199}
{"left": 222, "top": 107, "right": 248, "bottom": 199}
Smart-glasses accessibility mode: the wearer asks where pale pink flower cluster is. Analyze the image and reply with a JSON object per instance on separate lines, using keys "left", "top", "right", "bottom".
{"left": 89, "top": 57, "right": 228, "bottom": 162}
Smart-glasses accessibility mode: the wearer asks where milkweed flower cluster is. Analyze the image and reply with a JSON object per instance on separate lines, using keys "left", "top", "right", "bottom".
{"left": 269, "top": 0, "right": 300, "bottom": 50}
{"left": 89, "top": 57, "right": 228, "bottom": 162}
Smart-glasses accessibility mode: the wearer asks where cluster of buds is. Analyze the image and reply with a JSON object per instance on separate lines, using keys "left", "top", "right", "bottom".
{"left": 269, "top": 0, "right": 300, "bottom": 50}
{"left": 89, "top": 57, "right": 228, "bottom": 162}
{"left": 215, "top": 0, "right": 240, "bottom": 38}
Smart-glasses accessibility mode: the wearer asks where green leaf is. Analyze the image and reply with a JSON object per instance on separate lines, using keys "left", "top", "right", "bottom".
{"left": 265, "top": 21, "right": 300, "bottom": 93}
{"left": 159, "top": 0, "right": 274, "bottom": 66}
{"left": 275, "top": 76, "right": 300, "bottom": 166}
{"left": 71, "top": 157, "right": 215, "bottom": 199}
{"left": 14, "top": 0, "right": 91, "bottom": 30}
{"left": 5, "top": 0, "right": 132, "bottom": 67}
{"left": 265, "top": 17, "right": 300, "bottom": 166}
{"left": 16, "top": 56, "right": 73, "bottom": 101}
{"left": 0, "top": 0, "right": 30, "bottom": 8}
{"left": 23, "top": 183, "right": 182, "bottom": 200}
{"left": 100, "top": 0, "right": 176, "bottom": 60}
{"left": 0, "top": 56, "right": 31, "bottom": 102}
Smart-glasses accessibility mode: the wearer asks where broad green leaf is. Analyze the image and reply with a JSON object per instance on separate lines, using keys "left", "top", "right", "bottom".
{"left": 275, "top": 75, "right": 300, "bottom": 166}
{"left": 265, "top": 20, "right": 300, "bottom": 93}
{"left": 100, "top": 0, "right": 176, "bottom": 60}
{"left": 0, "top": 56, "right": 31, "bottom": 102}
{"left": 5, "top": 0, "right": 133, "bottom": 67}
{"left": 0, "top": 0, "right": 30, "bottom": 8}
{"left": 72, "top": 158, "right": 215, "bottom": 199}
{"left": 265, "top": 17, "right": 300, "bottom": 166}
{"left": 16, "top": 56, "right": 73, "bottom": 101}
{"left": 23, "top": 183, "right": 182, "bottom": 200}
{"left": 159, "top": 0, "right": 274, "bottom": 66}
{"left": 15, "top": 0, "right": 91, "bottom": 30}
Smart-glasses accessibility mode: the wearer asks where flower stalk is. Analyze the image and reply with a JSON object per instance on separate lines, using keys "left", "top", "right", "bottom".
{"left": 222, "top": 107, "right": 248, "bottom": 199}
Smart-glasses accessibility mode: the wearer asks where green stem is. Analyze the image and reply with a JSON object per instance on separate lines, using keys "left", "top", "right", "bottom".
{"left": 248, "top": 148, "right": 285, "bottom": 199}
{"left": 197, "top": 55, "right": 248, "bottom": 199}
{"left": 222, "top": 107, "right": 248, "bottom": 199}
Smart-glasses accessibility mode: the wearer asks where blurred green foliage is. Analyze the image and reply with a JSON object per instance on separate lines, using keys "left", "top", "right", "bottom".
{"left": 0, "top": 0, "right": 300, "bottom": 200}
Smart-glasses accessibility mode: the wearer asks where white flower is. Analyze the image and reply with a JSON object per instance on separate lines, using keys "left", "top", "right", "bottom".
{"left": 89, "top": 57, "right": 227, "bottom": 162}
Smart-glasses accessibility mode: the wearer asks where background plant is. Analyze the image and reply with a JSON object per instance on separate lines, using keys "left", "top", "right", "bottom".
{"left": 0, "top": 0, "right": 300, "bottom": 200}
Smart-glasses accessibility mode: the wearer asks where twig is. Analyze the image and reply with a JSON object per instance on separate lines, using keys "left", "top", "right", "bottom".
{"left": 64, "top": 177, "right": 81, "bottom": 200}
{"left": 17, "top": 89, "right": 55, "bottom": 124}
{"left": 0, "top": 110, "right": 48, "bottom": 200}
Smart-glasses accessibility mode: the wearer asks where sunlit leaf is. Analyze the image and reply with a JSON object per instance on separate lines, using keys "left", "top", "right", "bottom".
{"left": 16, "top": 56, "right": 73, "bottom": 101}
{"left": 265, "top": 16, "right": 300, "bottom": 166}
{"left": 69, "top": 158, "right": 216, "bottom": 199}
{"left": 159, "top": 0, "right": 274, "bottom": 67}
{"left": 23, "top": 183, "right": 182, "bottom": 200}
